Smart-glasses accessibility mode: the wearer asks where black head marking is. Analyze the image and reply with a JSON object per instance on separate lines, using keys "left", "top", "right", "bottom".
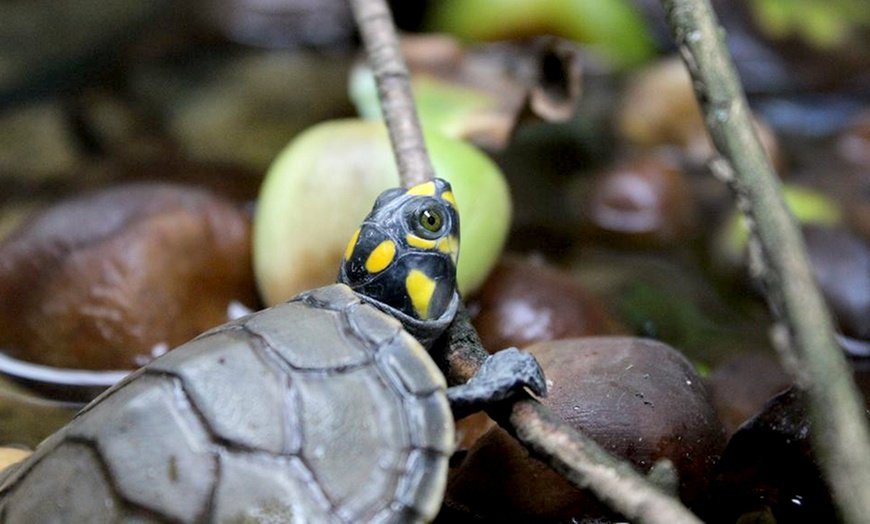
{"left": 339, "top": 179, "right": 460, "bottom": 336}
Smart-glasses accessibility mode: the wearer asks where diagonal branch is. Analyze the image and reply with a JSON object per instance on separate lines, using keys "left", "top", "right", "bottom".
{"left": 348, "top": 0, "right": 434, "bottom": 189}
{"left": 658, "top": 1, "right": 870, "bottom": 522}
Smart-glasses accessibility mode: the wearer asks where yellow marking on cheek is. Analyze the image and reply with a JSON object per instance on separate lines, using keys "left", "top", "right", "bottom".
{"left": 344, "top": 228, "right": 361, "bottom": 260}
{"left": 406, "top": 233, "right": 436, "bottom": 249}
{"left": 437, "top": 235, "right": 459, "bottom": 262}
{"left": 406, "top": 269, "right": 436, "bottom": 319}
{"left": 442, "top": 191, "right": 457, "bottom": 208}
{"left": 365, "top": 239, "right": 396, "bottom": 273}
{"left": 406, "top": 181, "right": 436, "bottom": 196}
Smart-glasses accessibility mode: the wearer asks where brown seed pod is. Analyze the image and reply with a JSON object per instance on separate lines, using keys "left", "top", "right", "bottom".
{"left": 582, "top": 157, "right": 698, "bottom": 247}
{"left": 705, "top": 387, "right": 839, "bottom": 523}
{"left": 470, "top": 257, "right": 625, "bottom": 352}
{"left": 446, "top": 337, "right": 726, "bottom": 521}
{"left": 0, "top": 183, "right": 257, "bottom": 371}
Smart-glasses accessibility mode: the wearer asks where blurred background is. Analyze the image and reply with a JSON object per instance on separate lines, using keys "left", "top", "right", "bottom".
{"left": 0, "top": 1, "right": 868, "bottom": 522}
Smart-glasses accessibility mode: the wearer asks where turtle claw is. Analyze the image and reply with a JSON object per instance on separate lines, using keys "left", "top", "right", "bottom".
{"left": 479, "top": 347, "right": 547, "bottom": 398}
{"left": 446, "top": 347, "right": 547, "bottom": 420}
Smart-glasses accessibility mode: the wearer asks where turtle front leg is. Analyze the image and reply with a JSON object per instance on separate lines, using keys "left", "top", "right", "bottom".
{"left": 433, "top": 301, "right": 547, "bottom": 420}
{"left": 446, "top": 347, "right": 547, "bottom": 420}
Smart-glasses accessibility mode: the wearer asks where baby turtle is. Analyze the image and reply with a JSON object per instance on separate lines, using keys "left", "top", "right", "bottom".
{"left": 0, "top": 178, "right": 545, "bottom": 523}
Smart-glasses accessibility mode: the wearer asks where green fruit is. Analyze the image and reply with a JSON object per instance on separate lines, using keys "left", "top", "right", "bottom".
{"left": 427, "top": 0, "right": 656, "bottom": 69}
{"left": 349, "top": 66, "right": 500, "bottom": 143}
{"left": 254, "top": 119, "right": 511, "bottom": 306}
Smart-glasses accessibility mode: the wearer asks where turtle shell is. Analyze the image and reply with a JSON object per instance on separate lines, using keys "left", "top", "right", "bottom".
{"left": 0, "top": 284, "right": 454, "bottom": 523}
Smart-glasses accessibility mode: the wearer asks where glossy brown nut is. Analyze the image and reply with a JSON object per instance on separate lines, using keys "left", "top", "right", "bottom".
{"left": 583, "top": 157, "right": 697, "bottom": 247}
{"left": 704, "top": 387, "right": 839, "bottom": 523}
{"left": 0, "top": 183, "right": 257, "bottom": 371}
{"left": 446, "top": 337, "right": 726, "bottom": 521}
{"left": 470, "top": 257, "right": 625, "bottom": 352}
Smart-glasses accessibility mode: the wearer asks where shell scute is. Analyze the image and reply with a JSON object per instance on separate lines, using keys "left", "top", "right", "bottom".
{"left": 403, "top": 393, "right": 454, "bottom": 455}
{"left": 296, "top": 284, "right": 361, "bottom": 312}
{"left": 395, "top": 449, "right": 449, "bottom": 522}
{"left": 244, "top": 301, "right": 370, "bottom": 370}
{"left": 212, "top": 452, "right": 337, "bottom": 523}
{"left": 295, "top": 365, "right": 409, "bottom": 521}
{"left": 149, "top": 330, "right": 292, "bottom": 455}
{"left": 3, "top": 441, "right": 119, "bottom": 523}
{"left": 66, "top": 375, "right": 218, "bottom": 523}
{"left": 377, "top": 331, "right": 447, "bottom": 397}
{"left": 347, "top": 301, "right": 404, "bottom": 350}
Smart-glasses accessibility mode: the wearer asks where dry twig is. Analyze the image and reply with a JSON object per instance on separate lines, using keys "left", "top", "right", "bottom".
{"left": 348, "top": 0, "right": 434, "bottom": 188}
{"left": 659, "top": 0, "right": 870, "bottom": 522}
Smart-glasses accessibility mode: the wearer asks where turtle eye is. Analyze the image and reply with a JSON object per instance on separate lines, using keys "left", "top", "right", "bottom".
{"left": 414, "top": 202, "right": 446, "bottom": 239}
{"left": 420, "top": 207, "right": 443, "bottom": 232}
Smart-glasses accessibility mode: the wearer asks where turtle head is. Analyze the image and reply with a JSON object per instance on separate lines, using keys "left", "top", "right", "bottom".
{"left": 339, "top": 178, "right": 460, "bottom": 346}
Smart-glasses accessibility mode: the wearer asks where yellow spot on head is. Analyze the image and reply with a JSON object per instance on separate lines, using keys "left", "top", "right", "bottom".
{"left": 344, "top": 228, "right": 361, "bottom": 260}
{"left": 437, "top": 234, "right": 459, "bottom": 262}
{"left": 442, "top": 191, "right": 457, "bottom": 208}
{"left": 406, "top": 269, "right": 436, "bottom": 319}
{"left": 406, "top": 233, "right": 437, "bottom": 249}
{"left": 406, "top": 181, "right": 436, "bottom": 197}
{"left": 365, "top": 239, "right": 396, "bottom": 273}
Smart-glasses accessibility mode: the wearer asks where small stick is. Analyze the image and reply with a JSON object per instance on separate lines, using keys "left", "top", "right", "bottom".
{"left": 659, "top": 0, "right": 870, "bottom": 522}
{"left": 348, "top": 0, "right": 434, "bottom": 189}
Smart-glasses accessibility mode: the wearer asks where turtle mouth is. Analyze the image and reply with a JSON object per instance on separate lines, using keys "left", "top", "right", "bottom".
{"left": 0, "top": 351, "right": 129, "bottom": 405}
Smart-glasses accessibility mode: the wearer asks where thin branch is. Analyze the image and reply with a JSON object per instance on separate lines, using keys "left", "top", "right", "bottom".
{"left": 659, "top": 1, "right": 870, "bottom": 522}
{"left": 504, "top": 400, "right": 696, "bottom": 523}
{"left": 348, "top": 0, "right": 434, "bottom": 189}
